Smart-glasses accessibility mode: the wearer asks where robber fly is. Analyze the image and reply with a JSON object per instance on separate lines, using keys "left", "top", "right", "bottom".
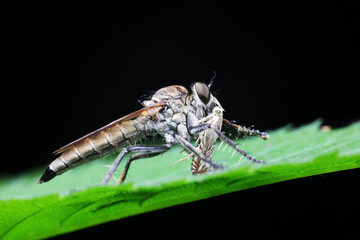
{"left": 39, "top": 77, "right": 269, "bottom": 184}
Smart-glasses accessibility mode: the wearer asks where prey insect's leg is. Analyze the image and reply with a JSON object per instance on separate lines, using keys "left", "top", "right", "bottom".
{"left": 102, "top": 143, "right": 172, "bottom": 184}
{"left": 170, "top": 152, "right": 194, "bottom": 168}
{"left": 190, "top": 124, "right": 265, "bottom": 164}
{"left": 171, "top": 132, "right": 224, "bottom": 170}
{"left": 223, "top": 119, "right": 269, "bottom": 140}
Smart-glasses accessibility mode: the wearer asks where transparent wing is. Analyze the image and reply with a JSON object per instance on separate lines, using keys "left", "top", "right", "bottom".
{"left": 53, "top": 103, "right": 165, "bottom": 155}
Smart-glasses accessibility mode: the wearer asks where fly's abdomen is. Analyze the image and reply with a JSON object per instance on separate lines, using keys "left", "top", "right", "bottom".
{"left": 39, "top": 116, "right": 150, "bottom": 183}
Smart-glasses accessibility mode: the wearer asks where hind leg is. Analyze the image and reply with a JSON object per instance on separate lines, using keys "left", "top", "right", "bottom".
{"left": 102, "top": 143, "right": 172, "bottom": 184}
{"left": 118, "top": 151, "right": 166, "bottom": 183}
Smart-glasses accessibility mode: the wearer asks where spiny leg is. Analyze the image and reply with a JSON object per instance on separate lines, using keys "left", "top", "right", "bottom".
{"left": 171, "top": 132, "right": 224, "bottom": 170}
{"left": 102, "top": 143, "right": 172, "bottom": 184}
{"left": 119, "top": 151, "right": 163, "bottom": 183}
{"left": 171, "top": 152, "right": 194, "bottom": 168}
{"left": 102, "top": 149, "right": 127, "bottom": 184}
{"left": 223, "top": 118, "right": 269, "bottom": 140}
{"left": 190, "top": 124, "right": 265, "bottom": 164}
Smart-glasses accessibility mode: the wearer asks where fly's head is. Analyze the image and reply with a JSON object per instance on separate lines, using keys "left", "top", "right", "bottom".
{"left": 191, "top": 82, "right": 223, "bottom": 116}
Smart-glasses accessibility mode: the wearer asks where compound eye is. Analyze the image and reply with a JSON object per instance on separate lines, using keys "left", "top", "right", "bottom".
{"left": 195, "top": 82, "right": 210, "bottom": 104}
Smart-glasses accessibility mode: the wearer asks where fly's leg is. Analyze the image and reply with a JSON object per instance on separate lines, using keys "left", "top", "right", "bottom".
{"left": 190, "top": 124, "right": 265, "bottom": 164}
{"left": 170, "top": 132, "right": 224, "bottom": 170}
{"left": 119, "top": 151, "right": 166, "bottom": 183}
{"left": 103, "top": 130, "right": 223, "bottom": 184}
{"left": 223, "top": 118, "right": 269, "bottom": 140}
{"left": 102, "top": 143, "right": 172, "bottom": 184}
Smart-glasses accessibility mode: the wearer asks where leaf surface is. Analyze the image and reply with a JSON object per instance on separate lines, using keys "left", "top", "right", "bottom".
{"left": 0, "top": 121, "right": 359, "bottom": 239}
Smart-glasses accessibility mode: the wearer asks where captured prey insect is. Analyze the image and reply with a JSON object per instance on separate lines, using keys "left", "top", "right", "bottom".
{"left": 171, "top": 106, "right": 226, "bottom": 174}
{"left": 39, "top": 79, "right": 269, "bottom": 184}
{"left": 173, "top": 106, "right": 268, "bottom": 174}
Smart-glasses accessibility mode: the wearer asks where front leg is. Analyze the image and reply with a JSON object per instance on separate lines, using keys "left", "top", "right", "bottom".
{"left": 190, "top": 124, "right": 266, "bottom": 164}
{"left": 169, "top": 131, "right": 224, "bottom": 170}
{"left": 223, "top": 118, "right": 269, "bottom": 140}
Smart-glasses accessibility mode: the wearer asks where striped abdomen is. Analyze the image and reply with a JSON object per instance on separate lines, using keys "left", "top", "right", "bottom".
{"left": 39, "top": 114, "right": 153, "bottom": 183}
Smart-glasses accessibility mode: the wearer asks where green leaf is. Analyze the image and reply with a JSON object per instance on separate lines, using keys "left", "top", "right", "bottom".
{"left": 0, "top": 120, "right": 359, "bottom": 239}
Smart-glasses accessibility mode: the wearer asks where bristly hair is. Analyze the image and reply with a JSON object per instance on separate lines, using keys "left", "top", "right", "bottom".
{"left": 190, "top": 71, "right": 217, "bottom": 90}
{"left": 208, "top": 70, "right": 216, "bottom": 88}
{"left": 212, "top": 88, "right": 223, "bottom": 97}
{"left": 138, "top": 89, "right": 157, "bottom": 105}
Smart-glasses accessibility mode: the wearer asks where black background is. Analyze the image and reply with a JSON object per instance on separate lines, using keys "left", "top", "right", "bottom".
{"left": 4, "top": 1, "right": 360, "bottom": 239}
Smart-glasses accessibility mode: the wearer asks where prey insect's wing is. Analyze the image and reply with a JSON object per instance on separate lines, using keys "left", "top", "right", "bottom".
{"left": 52, "top": 103, "right": 165, "bottom": 155}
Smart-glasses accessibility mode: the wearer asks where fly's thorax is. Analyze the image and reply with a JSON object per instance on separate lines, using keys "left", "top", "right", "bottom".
{"left": 172, "top": 112, "right": 186, "bottom": 124}
{"left": 149, "top": 85, "right": 192, "bottom": 136}
{"left": 158, "top": 108, "right": 173, "bottom": 120}
{"left": 153, "top": 112, "right": 187, "bottom": 136}
{"left": 142, "top": 85, "right": 187, "bottom": 110}
{"left": 150, "top": 85, "right": 188, "bottom": 103}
